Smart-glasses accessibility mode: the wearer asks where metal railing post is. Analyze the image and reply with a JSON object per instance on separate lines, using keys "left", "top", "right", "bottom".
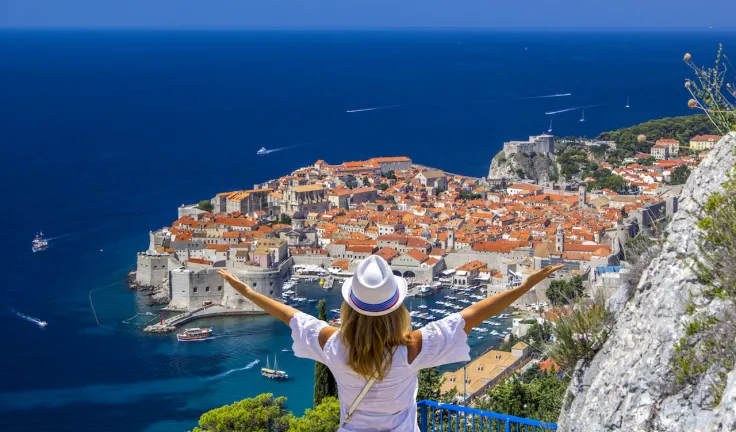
{"left": 420, "top": 402, "right": 428, "bottom": 432}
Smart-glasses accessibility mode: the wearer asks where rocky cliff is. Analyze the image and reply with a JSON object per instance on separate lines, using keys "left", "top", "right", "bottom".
{"left": 487, "top": 151, "right": 558, "bottom": 182}
{"left": 558, "top": 133, "right": 736, "bottom": 431}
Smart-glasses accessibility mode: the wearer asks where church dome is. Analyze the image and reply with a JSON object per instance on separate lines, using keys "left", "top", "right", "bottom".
{"left": 421, "top": 229, "right": 431, "bottom": 239}
{"left": 292, "top": 210, "right": 305, "bottom": 220}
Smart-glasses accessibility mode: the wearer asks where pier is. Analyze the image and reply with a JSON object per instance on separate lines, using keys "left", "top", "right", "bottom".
{"left": 143, "top": 305, "right": 263, "bottom": 333}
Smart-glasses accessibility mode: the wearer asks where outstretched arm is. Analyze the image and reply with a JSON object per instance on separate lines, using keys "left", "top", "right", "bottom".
{"left": 460, "top": 265, "right": 564, "bottom": 334}
{"left": 217, "top": 270, "right": 300, "bottom": 325}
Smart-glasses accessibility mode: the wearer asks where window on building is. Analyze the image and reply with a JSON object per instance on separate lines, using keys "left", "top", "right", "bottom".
{"left": 270, "top": 290, "right": 274, "bottom": 295}
{"left": 218, "top": 286, "right": 222, "bottom": 291}
{"left": 193, "top": 287, "right": 198, "bottom": 293}
{"left": 253, "top": 282, "right": 257, "bottom": 287}
{"left": 270, "top": 281, "right": 274, "bottom": 286}
{"left": 449, "top": 377, "right": 455, "bottom": 383}
{"left": 205, "top": 286, "right": 210, "bottom": 292}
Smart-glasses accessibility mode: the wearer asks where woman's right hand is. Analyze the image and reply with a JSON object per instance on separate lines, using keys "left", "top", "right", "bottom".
{"left": 217, "top": 270, "right": 252, "bottom": 295}
{"left": 522, "top": 264, "right": 565, "bottom": 288}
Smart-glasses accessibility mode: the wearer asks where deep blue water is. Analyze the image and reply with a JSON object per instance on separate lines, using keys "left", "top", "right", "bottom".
{"left": 0, "top": 30, "right": 733, "bottom": 431}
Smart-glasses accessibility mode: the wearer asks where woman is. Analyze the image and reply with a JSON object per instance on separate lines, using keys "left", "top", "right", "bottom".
{"left": 218, "top": 255, "right": 563, "bottom": 431}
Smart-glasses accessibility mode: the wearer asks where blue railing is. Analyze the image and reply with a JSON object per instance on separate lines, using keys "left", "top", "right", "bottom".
{"left": 417, "top": 400, "right": 558, "bottom": 431}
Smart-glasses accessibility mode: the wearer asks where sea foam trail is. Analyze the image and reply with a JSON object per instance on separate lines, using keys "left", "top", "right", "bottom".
{"left": 262, "top": 136, "right": 344, "bottom": 155}
{"left": 346, "top": 104, "right": 401, "bottom": 113}
{"left": 13, "top": 310, "right": 47, "bottom": 327}
{"left": 205, "top": 360, "right": 260, "bottom": 380}
{"left": 514, "top": 93, "right": 572, "bottom": 100}
{"left": 545, "top": 103, "right": 602, "bottom": 115}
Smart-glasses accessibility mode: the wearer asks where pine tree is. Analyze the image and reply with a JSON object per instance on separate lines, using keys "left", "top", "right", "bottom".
{"left": 314, "top": 299, "right": 338, "bottom": 406}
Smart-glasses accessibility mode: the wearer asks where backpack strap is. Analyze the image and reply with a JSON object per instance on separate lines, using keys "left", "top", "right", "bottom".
{"left": 341, "top": 354, "right": 391, "bottom": 428}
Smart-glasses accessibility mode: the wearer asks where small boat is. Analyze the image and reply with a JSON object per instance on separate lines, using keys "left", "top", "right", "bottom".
{"left": 32, "top": 231, "right": 49, "bottom": 253}
{"left": 257, "top": 147, "right": 269, "bottom": 155}
{"left": 261, "top": 355, "right": 288, "bottom": 380}
{"left": 548, "top": 120, "right": 553, "bottom": 133}
{"left": 330, "top": 309, "right": 341, "bottom": 314}
{"left": 38, "top": 320, "right": 48, "bottom": 327}
{"left": 625, "top": 96, "right": 630, "bottom": 108}
{"left": 177, "top": 327, "right": 213, "bottom": 342}
{"left": 282, "top": 348, "right": 291, "bottom": 352}
{"left": 580, "top": 110, "right": 585, "bottom": 122}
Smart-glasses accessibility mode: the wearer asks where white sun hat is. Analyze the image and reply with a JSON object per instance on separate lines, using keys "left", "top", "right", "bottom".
{"left": 342, "top": 255, "right": 408, "bottom": 316}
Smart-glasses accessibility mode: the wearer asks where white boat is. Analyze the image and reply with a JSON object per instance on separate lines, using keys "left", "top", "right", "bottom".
{"left": 625, "top": 96, "right": 630, "bottom": 108}
{"left": 32, "top": 231, "right": 49, "bottom": 253}
{"left": 330, "top": 309, "right": 341, "bottom": 314}
{"left": 580, "top": 110, "right": 585, "bottom": 122}
{"left": 548, "top": 120, "right": 553, "bottom": 133}
{"left": 257, "top": 147, "right": 269, "bottom": 155}
{"left": 261, "top": 355, "right": 288, "bottom": 380}
{"left": 177, "top": 327, "right": 213, "bottom": 342}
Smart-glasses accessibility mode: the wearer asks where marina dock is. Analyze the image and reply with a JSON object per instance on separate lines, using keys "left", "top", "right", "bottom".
{"left": 143, "top": 305, "right": 262, "bottom": 333}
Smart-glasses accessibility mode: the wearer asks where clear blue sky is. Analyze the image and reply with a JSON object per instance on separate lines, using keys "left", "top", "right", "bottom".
{"left": 1, "top": 0, "right": 734, "bottom": 29}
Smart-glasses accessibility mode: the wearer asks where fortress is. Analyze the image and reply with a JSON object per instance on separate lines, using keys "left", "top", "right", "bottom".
{"left": 502, "top": 134, "right": 555, "bottom": 157}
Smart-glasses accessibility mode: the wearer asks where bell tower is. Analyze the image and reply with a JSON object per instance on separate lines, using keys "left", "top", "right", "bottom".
{"left": 555, "top": 225, "right": 565, "bottom": 254}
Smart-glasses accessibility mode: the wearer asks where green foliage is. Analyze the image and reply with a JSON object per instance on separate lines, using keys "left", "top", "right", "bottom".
{"left": 416, "top": 367, "right": 445, "bottom": 402}
{"left": 362, "top": 176, "right": 370, "bottom": 187}
{"left": 385, "top": 170, "right": 397, "bottom": 180}
{"left": 197, "top": 200, "right": 214, "bottom": 213}
{"left": 669, "top": 165, "right": 691, "bottom": 185}
{"left": 635, "top": 156, "right": 656, "bottom": 166}
{"left": 587, "top": 171, "right": 626, "bottom": 192}
{"left": 475, "top": 374, "right": 568, "bottom": 424}
{"left": 515, "top": 168, "right": 526, "bottom": 179}
{"left": 459, "top": 192, "right": 483, "bottom": 201}
{"left": 378, "top": 183, "right": 389, "bottom": 191}
{"left": 288, "top": 397, "right": 340, "bottom": 432}
{"left": 345, "top": 175, "right": 358, "bottom": 189}
{"left": 498, "top": 333, "right": 520, "bottom": 352}
{"left": 549, "top": 293, "right": 610, "bottom": 372}
{"left": 548, "top": 174, "right": 559, "bottom": 182}
{"left": 545, "top": 276, "right": 585, "bottom": 306}
{"left": 314, "top": 300, "right": 338, "bottom": 406}
{"left": 597, "top": 114, "right": 717, "bottom": 157}
{"left": 191, "top": 393, "right": 292, "bottom": 432}
{"left": 557, "top": 147, "right": 589, "bottom": 179}
{"left": 495, "top": 152, "right": 507, "bottom": 164}
{"left": 589, "top": 144, "right": 609, "bottom": 159}
{"left": 524, "top": 320, "right": 554, "bottom": 346}
{"left": 278, "top": 214, "right": 292, "bottom": 225}
{"left": 623, "top": 235, "right": 656, "bottom": 263}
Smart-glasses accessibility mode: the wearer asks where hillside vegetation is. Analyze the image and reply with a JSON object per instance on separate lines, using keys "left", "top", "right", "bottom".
{"left": 597, "top": 114, "right": 716, "bottom": 157}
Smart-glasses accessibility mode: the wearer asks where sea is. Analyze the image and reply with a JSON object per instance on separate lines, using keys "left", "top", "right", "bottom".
{"left": 0, "top": 29, "right": 732, "bottom": 431}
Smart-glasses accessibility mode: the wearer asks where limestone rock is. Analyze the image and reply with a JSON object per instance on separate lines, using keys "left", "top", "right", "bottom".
{"left": 557, "top": 133, "right": 736, "bottom": 431}
{"left": 487, "top": 151, "right": 558, "bottom": 182}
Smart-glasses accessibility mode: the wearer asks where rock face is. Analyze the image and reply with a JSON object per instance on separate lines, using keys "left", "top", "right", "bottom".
{"left": 557, "top": 133, "right": 736, "bottom": 431}
{"left": 487, "top": 151, "right": 558, "bottom": 183}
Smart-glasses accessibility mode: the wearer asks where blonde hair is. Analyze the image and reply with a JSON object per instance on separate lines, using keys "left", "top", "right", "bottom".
{"left": 339, "top": 301, "right": 411, "bottom": 381}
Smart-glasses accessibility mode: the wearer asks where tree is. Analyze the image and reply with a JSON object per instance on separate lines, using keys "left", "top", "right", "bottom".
{"left": 345, "top": 175, "right": 358, "bottom": 189}
{"left": 314, "top": 300, "right": 338, "bottom": 406}
{"left": 288, "top": 397, "right": 340, "bottom": 432}
{"left": 669, "top": 165, "right": 691, "bottom": 185}
{"left": 278, "top": 214, "right": 292, "bottom": 225}
{"left": 385, "top": 170, "right": 396, "bottom": 180}
{"left": 636, "top": 156, "right": 656, "bottom": 166}
{"left": 197, "top": 200, "right": 214, "bottom": 212}
{"left": 515, "top": 168, "right": 526, "bottom": 179}
{"left": 498, "top": 334, "right": 520, "bottom": 352}
{"left": 523, "top": 320, "right": 553, "bottom": 346}
{"left": 191, "top": 393, "right": 292, "bottom": 432}
{"left": 378, "top": 183, "right": 389, "bottom": 191}
{"left": 476, "top": 374, "right": 568, "bottom": 424}
{"left": 417, "top": 367, "right": 445, "bottom": 402}
{"left": 362, "top": 176, "right": 370, "bottom": 187}
{"left": 546, "top": 276, "right": 585, "bottom": 306}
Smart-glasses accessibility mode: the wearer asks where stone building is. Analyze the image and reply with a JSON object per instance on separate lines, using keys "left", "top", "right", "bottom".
{"left": 503, "top": 134, "right": 554, "bottom": 157}
{"left": 650, "top": 144, "right": 669, "bottom": 160}
{"left": 212, "top": 189, "right": 276, "bottom": 215}
{"left": 278, "top": 211, "right": 319, "bottom": 248}
{"left": 281, "top": 184, "right": 329, "bottom": 216}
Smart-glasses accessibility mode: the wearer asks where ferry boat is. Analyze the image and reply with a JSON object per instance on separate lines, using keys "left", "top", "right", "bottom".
{"left": 32, "top": 232, "right": 49, "bottom": 253}
{"left": 177, "top": 327, "right": 213, "bottom": 342}
{"left": 261, "top": 355, "right": 288, "bottom": 380}
{"left": 257, "top": 147, "right": 269, "bottom": 155}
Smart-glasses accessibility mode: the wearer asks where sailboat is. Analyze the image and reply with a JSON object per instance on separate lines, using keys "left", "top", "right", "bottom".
{"left": 625, "top": 96, "right": 630, "bottom": 108}
{"left": 579, "top": 110, "right": 585, "bottom": 122}
{"left": 548, "top": 120, "right": 553, "bottom": 133}
{"left": 261, "top": 355, "right": 289, "bottom": 380}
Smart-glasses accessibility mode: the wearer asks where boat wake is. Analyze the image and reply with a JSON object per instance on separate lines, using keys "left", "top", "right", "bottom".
{"left": 259, "top": 136, "right": 344, "bottom": 155}
{"left": 545, "top": 103, "right": 603, "bottom": 115}
{"left": 514, "top": 93, "right": 572, "bottom": 100}
{"left": 346, "top": 104, "right": 401, "bottom": 113}
{"left": 205, "top": 359, "right": 260, "bottom": 380}
{"left": 45, "top": 232, "right": 75, "bottom": 242}
{"left": 13, "top": 310, "right": 47, "bottom": 328}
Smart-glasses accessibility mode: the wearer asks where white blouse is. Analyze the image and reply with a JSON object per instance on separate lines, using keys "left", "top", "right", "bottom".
{"left": 290, "top": 312, "right": 471, "bottom": 432}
